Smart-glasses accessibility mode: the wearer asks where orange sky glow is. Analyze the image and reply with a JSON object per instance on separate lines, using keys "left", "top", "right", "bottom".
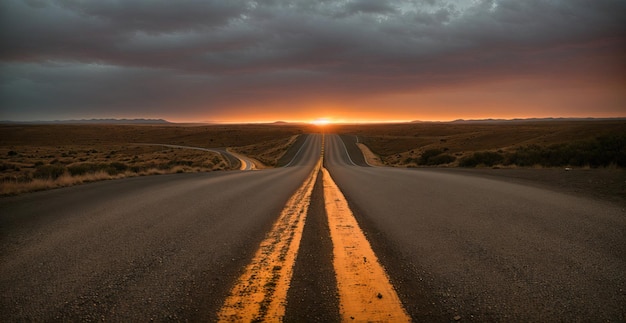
{"left": 1, "top": 1, "right": 624, "bottom": 123}
{"left": 182, "top": 76, "right": 625, "bottom": 124}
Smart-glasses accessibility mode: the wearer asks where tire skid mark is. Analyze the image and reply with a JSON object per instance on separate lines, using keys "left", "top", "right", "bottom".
{"left": 217, "top": 159, "right": 322, "bottom": 322}
{"left": 322, "top": 167, "right": 411, "bottom": 322}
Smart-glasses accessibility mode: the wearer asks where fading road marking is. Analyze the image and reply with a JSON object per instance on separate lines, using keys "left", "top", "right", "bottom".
{"left": 322, "top": 167, "right": 411, "bottom": 322}
{"left": 217, "top": 159, "right": 322, "bottom": 322}
{"left": 219, "top": 135, "right": 408, "bottom": 322}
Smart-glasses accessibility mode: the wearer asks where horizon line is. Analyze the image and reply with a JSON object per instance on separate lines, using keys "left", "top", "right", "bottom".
{"left": 2, "top": 116, "right": 626, "bottom": 125}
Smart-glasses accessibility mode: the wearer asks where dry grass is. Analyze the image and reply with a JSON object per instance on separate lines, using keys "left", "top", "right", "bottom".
{"left": 1, "top": 123, "right": 314, "bottom": 195}
{"left": 328, "top": 120, "right": 626, "bottom": 168}
{"left": 3, "top": 121, "right": 622, "bottom": 195}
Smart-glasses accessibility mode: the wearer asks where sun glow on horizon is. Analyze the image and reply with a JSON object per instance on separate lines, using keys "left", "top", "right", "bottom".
{"left": 310, "top": 117, "right": 332, "bottom": 125}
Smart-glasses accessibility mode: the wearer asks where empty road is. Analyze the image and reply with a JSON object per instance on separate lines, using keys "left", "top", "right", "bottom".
{"left": 1, "top": 133, "right": 624, "bottom": 321}
{"left": 324, "top": 134, "right": 625, "bottom": 321}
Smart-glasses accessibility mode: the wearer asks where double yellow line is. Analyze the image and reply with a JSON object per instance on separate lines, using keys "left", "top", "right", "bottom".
{"left": 218, "top": 136, "right": 410, "bottom": 322}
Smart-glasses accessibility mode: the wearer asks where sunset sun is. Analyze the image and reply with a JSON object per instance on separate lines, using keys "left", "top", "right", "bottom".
{"left": 310, "top": 118, "right": 331, "bottom": 126}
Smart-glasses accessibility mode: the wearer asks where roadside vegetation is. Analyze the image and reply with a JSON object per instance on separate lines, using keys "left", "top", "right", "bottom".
{"left": 404, "top": 148, "right": 457, "bottom": 166}
{"left": 0, "top": 145, "right": 227, "bottom": 195}
{"left": 2, "top": 121, "right": 624, "bottom": 195}
{"left": 332, "top": 121, "right": 626, "bottom": 169}
{"left": 460, "top": 134, "right": 626, "bottom": 168}
{"left": 1, "top": 124, "right": 312, "bottom": 195}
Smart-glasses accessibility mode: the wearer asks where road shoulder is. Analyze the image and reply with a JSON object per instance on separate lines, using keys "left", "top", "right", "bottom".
{"left": 415, "top": 167, "right": 626, "bottom": 207}
{"left": 355, "top": 143, "right": 384, "bottom": 166}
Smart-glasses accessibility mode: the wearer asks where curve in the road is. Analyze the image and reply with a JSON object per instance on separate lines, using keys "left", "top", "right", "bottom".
{"left": 133, "top": 143, "right": 248, "bottom": 170}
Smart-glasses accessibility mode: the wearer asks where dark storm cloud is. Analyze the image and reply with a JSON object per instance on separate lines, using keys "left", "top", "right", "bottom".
{"left": 1, "top": 0, "right": 624, "bottom": 120}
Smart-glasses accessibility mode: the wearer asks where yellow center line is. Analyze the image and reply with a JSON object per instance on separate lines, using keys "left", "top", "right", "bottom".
{"left": 217, "top": 158, "right": 322, "bottom": 322}
{"left": 219, "top": 135, "right": 408, "bottom": 322}
{"left": 322, "top": 167, "right": 411, "bottom": 322}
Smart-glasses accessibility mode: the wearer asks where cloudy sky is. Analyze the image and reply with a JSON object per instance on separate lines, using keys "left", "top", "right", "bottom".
{"left": 1, "top": 0, "right": 624, "bottom": 122}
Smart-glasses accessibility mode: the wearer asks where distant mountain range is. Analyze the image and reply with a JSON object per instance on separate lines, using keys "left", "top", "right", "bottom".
{"left": 1, "top": 118, "right": 171, "bottom": 124}
{"left": 3, "top": 117, "right": 624, "bottom": 125}
{"left": 412, "top": 117, "right": 626, "bottom": 124}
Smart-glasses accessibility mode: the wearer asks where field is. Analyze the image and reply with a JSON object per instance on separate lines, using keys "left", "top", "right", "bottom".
{"left": 1, "top": 120, "right": 624, "bottom": 197}
{"left": 329, "top": 120, "right": 626, "bottom": 168}
{"left": 326, "top": 120, "right": 626, "bottom": 205}
{"left": 0, "top": 124, "right": 315, "bottom": 195}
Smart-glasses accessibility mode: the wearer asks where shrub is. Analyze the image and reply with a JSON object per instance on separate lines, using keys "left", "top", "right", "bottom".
{"left": 404, "top": 157, "right": 418, "bottom": 164}
{"left": 107, "top": 162, "right": 128, "bottom": 175}
{"left": 33, "top": 165, "right": 66, "bottom": 180}
{"left": 130, "top": 165, "right": 146, "bottom": 173}
{"left": 504, "top": 135, "right": 626, "bottom": 168}
{"left": 68, "top": 162, "right": 130, "bottom": 176}
{"left": 460, "top": 151, "right": 504, "bottom": 167}
{"left": 68, "top": 163, "right": 104, "bottom": 176}
{"left": 416, "top": 149, "right": 456, "bottom": 165}
{"left": 429, "top": 154, "right": 456, "bottom": 165}
{"left": 505, "top": 145, "right": 542, "bottom": 166}
{"left": 459, "top": 156, "right": 476, "bottom": 167}
{"left": 68, "top": 163, "right": 92, "bottom": 176}
{"left": 168, "top": 160, "right": 194, "bottom": 167}
{"left": 418, "top": 149, "right": 443, "bottom": 165}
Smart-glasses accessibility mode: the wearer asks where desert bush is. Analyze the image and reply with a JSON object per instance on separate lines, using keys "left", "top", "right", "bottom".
{"left": 417, "top": 149, "right": 456, "bottom": 165}
{"left": 167, "top": 160, "right": 194, "bottom": 167}
{"left": 504, "top": 145, "right": 543, "bottom": 166}
{"left": 0, "top": 163, "right": 17, "bottom": 171}
{"left": 418, "top": 149, "right": 443, "bottom": 165}
{"left": 504, "top": 135, "right": 626, "bottom": 168}
{"left": 68, "top": 162, "right": 129, "bottom": 176}
{"left": 130, "top": 165, "right": 146, "bottom": 173}
{"left": 33, "top": 164, "right": 66, "bottom": 180}
{"left": 429, "top": 154, "right": 456, "bottom": 165}
{"left": 460, "top": 151, "right": 504, "bottom": 167}
{"left": 459, "top": 156, "right": 477, "bottom": 167}
{"left": 404, "top": 157, "right": 418, "bottom": 164}
{"left": 68, "top": 163, "right": 96, "bottom": 176}
{"left": 2, "top": 174, "right": 33, "bottom": 183}
{"left": 107, "top": 162, "right": 128, "bottom": 175}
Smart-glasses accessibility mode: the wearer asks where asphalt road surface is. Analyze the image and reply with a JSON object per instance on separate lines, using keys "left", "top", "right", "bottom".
{"left": 324, "top": 134, "right": 625, "bottom": 321}
{"left": 0, "top": 135, "right": 321, "bottom": 321}
{"left": 1, "top": 133, "right": 625, "bottom": 321}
